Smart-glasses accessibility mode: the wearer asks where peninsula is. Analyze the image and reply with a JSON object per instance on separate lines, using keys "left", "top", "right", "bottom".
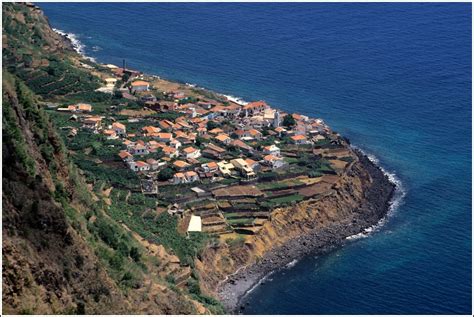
{"left": 2, "top": 3, "right": 395, "bottom": 314}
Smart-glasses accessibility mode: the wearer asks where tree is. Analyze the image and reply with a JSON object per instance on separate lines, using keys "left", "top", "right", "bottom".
{"left": 206, "top": 120, "right": 219, "bottom": 130}
{"left": 158, "top": 167, "right": 174, "bottom": 181}
{"left": 282, "top": 114, "right": 296, "bottom": 127}
{"left": 129, "top": 247, "right": 141, "bottom": 262}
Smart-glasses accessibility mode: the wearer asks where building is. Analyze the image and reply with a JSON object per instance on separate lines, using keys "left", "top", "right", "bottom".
{"left": 173, "top": 160, "right": 190, "bottom": 171}
{"left": 290, "top": 134, "right": 310, "bottom": 145}
{"left": 76, "top": 103, "right": 92, "bottom": 112}
{"left": 131, "top": 80, "right": 150, "bottom": 93}
{"left": 185, "top": 171, "right": 199, "bottom": 183}
{"left": 118, "top": 150, "right": 133, "bottom": 162}
{"left": 157, "top": 132, "right": 173, "bottom": 143}
{"left": 142, "top": 126, "right": 161, "bottom": 136}
{"left": 103, "top": 129, "right": 117, "bottom": 139}
{"left": 146, "top": 158, "right": 160, "bottom": 170}
{"left": 263, "top": 144, "right": 280, "bottom": 156}
{"left": 187, "top": 215, "right": 202, "bottom": 232}
{"left": 217, "top": 160, "right": 235, "bottom": 177}
{"left": 135, "top": 161, "right": 150, "bottom": 172}
{"left": 162, "top": 146, "right": 179, "bottom": 158}
{"left": 273, "top": 110, "right": 281, "bottom": 128}
{"left": 263, "top": 154, "right": 286, "bottom": 169}
{"left": 215, "top": 133, "right": 231, "bottom": 145}
{"left": 173, "top": 172, "right": 187, "bottom": 184}
{"left": 105, "top": 77, "right": 117, "bottom": 88}
{"left": 131, "top": 143, "right": 149, "bottom": 156}
{"left": 243, "top": 100, "right": 269, "bottom": 117}
{"left": 230, "top": 158, "right": 256, "bottom": 178}
{"left": 83, "top": 116, "right": 102, "bottom": 129}
{"left": 182, "top": 147, "right": 201, "bottom": 159}
{"left": 112, "top": 122, "right": 126, "bottom": 137}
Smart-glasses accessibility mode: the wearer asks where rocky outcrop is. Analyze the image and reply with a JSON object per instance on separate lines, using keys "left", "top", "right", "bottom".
{"left": 196, "top": 150, "right": 395, "bottom": 312}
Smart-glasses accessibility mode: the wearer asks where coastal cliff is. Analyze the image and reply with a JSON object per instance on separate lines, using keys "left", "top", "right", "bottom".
{"left": 197, "top": 150, "right": 395, "bottom": 312}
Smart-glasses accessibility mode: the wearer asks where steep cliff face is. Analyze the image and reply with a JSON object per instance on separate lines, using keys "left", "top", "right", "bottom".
{"left": 1, "top": 4, "right": 203, "bottom": 314}
{"left": 196, "top": 153, "right": 394, "bottom": 309}
{"left": 2, "top": 71, "right": 126, "bottom": 314}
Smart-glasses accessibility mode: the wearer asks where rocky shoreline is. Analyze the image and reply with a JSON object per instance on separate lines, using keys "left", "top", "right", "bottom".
{"left": 217, "top": 150, "right": 396, "bottom": 314}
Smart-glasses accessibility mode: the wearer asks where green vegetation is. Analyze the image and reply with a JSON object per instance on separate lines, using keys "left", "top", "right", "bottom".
{"left": 268, "top": 194, "right": 305, "bottom": 205}
{"left": 282, "top": 114, "right": 296, "bottom": 127}
{"left": 108, "top": 189, "right": 210, "bottom": 265}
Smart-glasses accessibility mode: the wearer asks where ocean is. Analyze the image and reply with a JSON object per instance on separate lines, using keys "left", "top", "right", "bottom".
{"left": 41, "top": 3, "right": 471, "bottom": 314}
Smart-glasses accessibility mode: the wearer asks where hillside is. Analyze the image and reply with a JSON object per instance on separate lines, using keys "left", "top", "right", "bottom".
{"left": 2, "top": 3, "right": 218, "bottom": 314}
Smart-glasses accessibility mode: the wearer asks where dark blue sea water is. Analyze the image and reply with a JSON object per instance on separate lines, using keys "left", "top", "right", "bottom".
{"left": 41, "top": 3, "right": 472, "bottom": 314}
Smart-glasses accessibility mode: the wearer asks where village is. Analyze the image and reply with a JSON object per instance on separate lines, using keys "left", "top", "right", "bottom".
{"left": 52, "top": 62, "right": 358, "bottom": 240}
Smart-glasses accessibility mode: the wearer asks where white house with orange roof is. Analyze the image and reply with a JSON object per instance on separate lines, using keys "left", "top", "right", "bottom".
{"left": 263, "top": 144, "right": 281, "bottom": 156}
{"left": 173, "top": 172, "right": 187, "bottom": 184}
{"left": 162, "top": 146, "right": 179, "bottom": 158}
{"left": 182, "top": 146, "right": 201, "bottom": 159}
{"left": 112, "top": 122, "right": 126, "bottom": 137}
{"left": 173, "top": 160, "right": 190, "bottom": 171}
{"left": 185, "top": 171, "right": 199, "bottom": 183}
{"left": 157, "top": 132, "right": 173, "bottom": 144}
{"left": 290, "top": 134, "right": 310, "bottom": 145}
{"left": 263, "top": 154, "right": 285, "bottom": 169}
{"left": 130, "top": 80, "right": 149, "bottom": 93}
{"left": 118, "top": 150, "right": 133, "bottom": 162}
{"left": 215, "top": 133, "right": 231, "bottom": 145}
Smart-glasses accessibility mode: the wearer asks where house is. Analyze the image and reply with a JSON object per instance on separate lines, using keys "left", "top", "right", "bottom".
{"left": 231, "top": 139, "right": 253, "bottom": 152}
{"left": 131, "top": 80, "right": 149, "bottom": 93}
{"left": 245, "top": 158, "right": 261, "bottom": 172}
{"left": 247, "top": 129, "right": 263, "bottom": 140}
{"left": 83, "top": 116, "right": 102, "bottom": 129}
{"left": 146, "top": 158, "right": 160, "bottom": 170}
{"left": 135, "top": 161, "right": 150, "bottom": 172}
{"left": 103, "top": 129, "right": 117, "bottom": 139}
{"left": 162, "top": 146, "right": 179, "bottom": 158}
{"left": 132, "top": 143, "right": 149, "bottom": 156}
{"left": 290, "top": 134, "right": 310, "bottom": 145}
{"left": 173, "top": 160, "right": 190, "bottom": 171}
{"left": 118, "top": 150, "right": 133, "bottom": 162}
{"left": 112, "top": 122, "right": 126, "bottom": 137}
{"left": 263, "top": 154, "right": 286, "bottom": 169}
{"left": 208, "top": 127, "right": 224, "bottom": 135}
{"left": 185, "top": 171, "right": 200, "bottom": 183}
{"left": 173, "top": 172, "right": 187, "bottom": 184}
{"left": 201, "top": 161, "right": 219, "bottom": 173}
{"left": 243, "top": 100, "right": 269, "bottom": 116}
{"left": 157, "top": 132, "right": 173, "bottom": 143}
{"left": 105, "top": 77, "right": 117, "bottom": 88}
{"left": 173, "top": 171, "right": 199, "bottom": 184}
{"left": 230, "top": 158, "right": 256, "bottom": 178}
{"left": 187, "top": 215, "right": 202, "bottom": 232}
{"left": 217, "top": 160, "right": 235, "bottom": 177}
{"left": 182, "top": 147, "right": 201, "bottom": 159}
{"left": 76, "top": 103, "right": 92, "bottom": 112}
{"left": 263, "top": 144, "right": 280, "bottom": 156}
{"left": 274, "top": 126, "right": 287, "bottom": 137}
{"left": 215, "top": 133, "right": 231, "bottom": 145}
{"left": 142, "top": 126, "right": 161, "bottom": 136}
{"left": 170, "top": 139, "right": 182, "bottom": 149}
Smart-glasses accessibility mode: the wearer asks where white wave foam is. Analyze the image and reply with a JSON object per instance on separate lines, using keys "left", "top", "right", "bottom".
{"left": 346, "top": 146, "right": 407, "bottom": 241}
{"left": 285, "top": 259, "right": 299, "bottom": 268}
{"left": 222, "top": 94, "right": 249, "bottom": 105}
{"left": 52, "top": 28, "right": 96, "bottom": 62}
{"left": 244, "top": 272, "right": 274, "bottom": 296}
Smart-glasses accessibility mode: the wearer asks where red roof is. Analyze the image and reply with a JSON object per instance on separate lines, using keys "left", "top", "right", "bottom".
{"left": 131, "top": 80, "right": 149, "bottom": 87}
